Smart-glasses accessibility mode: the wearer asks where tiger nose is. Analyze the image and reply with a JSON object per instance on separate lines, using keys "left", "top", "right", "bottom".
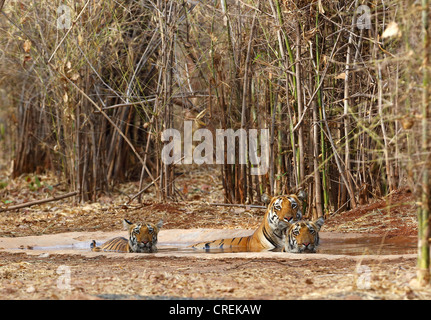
{"left": 142, "top": 240, "right": 149, "bottom": 244}
{"left": 303, "top": 242, "right": 310, "bottom": 247}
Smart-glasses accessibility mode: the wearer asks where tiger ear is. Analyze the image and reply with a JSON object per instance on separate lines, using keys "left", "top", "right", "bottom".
{"left": 296, "top": 189, "right": 307, "bottom": 202}
{"left": 266, "top": 197, "right": 280, "bottom": 210}
{"left": 156, "top": 219, "right": 163, "bottom": 229}
{"left": 123, "top": 219, "right": 133, "bottom": 230}
{"left": 313, "top": 217, "right": 325, "bottom": 231}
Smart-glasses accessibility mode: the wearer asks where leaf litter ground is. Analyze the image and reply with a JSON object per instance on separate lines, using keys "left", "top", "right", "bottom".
{"left": 0, "top": 162, "right": 429, "bottom": 300}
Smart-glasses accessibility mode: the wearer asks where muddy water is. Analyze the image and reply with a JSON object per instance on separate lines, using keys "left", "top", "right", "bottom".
{"left": 157, "top": 236, "right": 417, "bottom": 255}
{"left": 317, "top": 235, "right": 417, "bottom": 255}
{"left": 6, "top": 230, "right": 416, "bottom": 256}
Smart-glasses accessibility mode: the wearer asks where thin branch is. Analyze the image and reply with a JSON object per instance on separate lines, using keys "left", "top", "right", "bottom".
{"left": 47, "top": 0, "right": 91, "bottom": 63}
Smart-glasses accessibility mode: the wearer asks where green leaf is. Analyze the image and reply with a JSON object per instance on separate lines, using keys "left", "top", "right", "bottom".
{"left": 34, "top": 176, "right": 41, "bottom": 188}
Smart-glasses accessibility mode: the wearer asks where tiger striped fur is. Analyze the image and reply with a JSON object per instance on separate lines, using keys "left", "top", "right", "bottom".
{"left": 91, "top": 219, "right": 163, "bottom": 253}
{"left": 190, "top": 194, "right": 304, "bottom": 251}
{"left": 282, "top": 217, "right": 324, "bottom": 253}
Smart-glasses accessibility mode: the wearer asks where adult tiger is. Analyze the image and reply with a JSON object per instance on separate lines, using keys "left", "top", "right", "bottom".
{"left": 91, "top": 219, "right": 163, "bottom": 253}
{"left": 282, "top": 217, "right": 324, "bottom": 253}
{"left": 190, "top": 193, "right": 304, "bottom": 251}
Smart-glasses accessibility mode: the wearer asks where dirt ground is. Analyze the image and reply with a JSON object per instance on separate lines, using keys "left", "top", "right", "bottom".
{"left": 0, "top": 163, "right": 429, "bottom": 300}
{"left": 0, "top": 251, "right": 425, "bottom": 300}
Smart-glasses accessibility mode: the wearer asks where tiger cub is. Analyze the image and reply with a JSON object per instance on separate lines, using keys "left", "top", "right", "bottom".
{"left": 283, "top": 217, "right": 324, "bottom": 253}
{"left": 91, "top": 219, "right": 163, "bottom": 253}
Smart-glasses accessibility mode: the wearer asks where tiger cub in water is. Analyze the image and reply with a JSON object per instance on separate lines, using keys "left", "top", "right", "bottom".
{"left": 283, "top": 217, "right": 324, "bottom": 253}
{"left": 91, "top": 219, "right": 163, "bottom": 253}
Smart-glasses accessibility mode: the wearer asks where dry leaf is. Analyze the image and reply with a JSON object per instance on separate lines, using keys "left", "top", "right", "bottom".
{"left": 401, "top": 117, "right": 414, "bottom": 130}
{"left": 23, "top": 40, "right": 32, "bottom": 53}
{"left": 335, "top": 72, "right": 346, "bottom": 80}
{"left": 382, "top": 21, "right": 401, "bottom": 39}
{"left": 70, "top": 73, "right": 80, "bottom": 81}
{"left": 182, "top": 184, "right": 189, "bottom": 195}
{"left": 63, "top": 92, "right": 68, "bottom": 103}
{"left": 22, "top": 55, "right": 31, "bottom": 67}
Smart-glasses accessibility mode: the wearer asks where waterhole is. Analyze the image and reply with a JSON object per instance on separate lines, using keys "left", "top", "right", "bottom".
{"left": 3, "top": 230, "right": 416, "bottom": 256}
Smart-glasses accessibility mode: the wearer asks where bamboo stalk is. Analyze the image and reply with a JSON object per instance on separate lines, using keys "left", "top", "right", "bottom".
{"left": 342, "top": 0, "right": 359, "bottom": 209}
{"left": 417, "top": 0, "right": 430, "bottom": 286}
{"left": 295, "top": 18, "right": 305, "bottom": 183}
{"left": 314, "top": 8, "right": 329, "bottom": 214}
{"left": 312, "top": 97, "right": 323, "bottom": 218}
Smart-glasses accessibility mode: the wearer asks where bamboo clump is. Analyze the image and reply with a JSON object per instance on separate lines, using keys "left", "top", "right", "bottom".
{"left": 0, "top": 0, "right": 429, "bottom": 226}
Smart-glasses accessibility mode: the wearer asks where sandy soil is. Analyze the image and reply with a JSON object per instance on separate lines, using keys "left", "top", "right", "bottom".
{"left": 0, "top": 251, "right": 424, "bottom": 300}
{"left": 0, "top": 164, "right": 429, "bottom": 300}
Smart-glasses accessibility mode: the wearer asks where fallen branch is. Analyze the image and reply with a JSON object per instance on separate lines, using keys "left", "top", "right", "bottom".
{"left": 210, "top": 203, "right": 266, "bottom": 209}
{"left": 0, "top": 191, "right": 79, "bottom": 212}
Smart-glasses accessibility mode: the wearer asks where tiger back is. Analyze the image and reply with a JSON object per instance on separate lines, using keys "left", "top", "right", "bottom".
{"left": 91, "top": 237, "right": 128, "bottom": 252}
{"left": 91, "top": 219, "right": 163, "bottom": 253}
{"left": 282, "top": 217, "right": 324, "bottom": 253}
{"left": 190, "top": 193, "right": 304, "bottom": 252}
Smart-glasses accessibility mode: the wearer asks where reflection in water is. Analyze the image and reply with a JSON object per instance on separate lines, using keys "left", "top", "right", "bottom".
{"left": 317, "top": 236, "right": 417, "bottom": 255}
{"left": 159, "top": 246, "right": 252, "bottom": 254}
{"left": 160, "top": 235, "right": 418, "bottom": 255}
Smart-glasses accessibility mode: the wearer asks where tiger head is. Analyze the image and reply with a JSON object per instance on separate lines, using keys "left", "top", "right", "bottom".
{"left": 283, "top": 217, "right": 324, "bottom": 253}
{"left": 266, "top": 194, "right": 304, "bottom": 233}
{"left": 123, "top": 219, "right": 163, "bottom": 253}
